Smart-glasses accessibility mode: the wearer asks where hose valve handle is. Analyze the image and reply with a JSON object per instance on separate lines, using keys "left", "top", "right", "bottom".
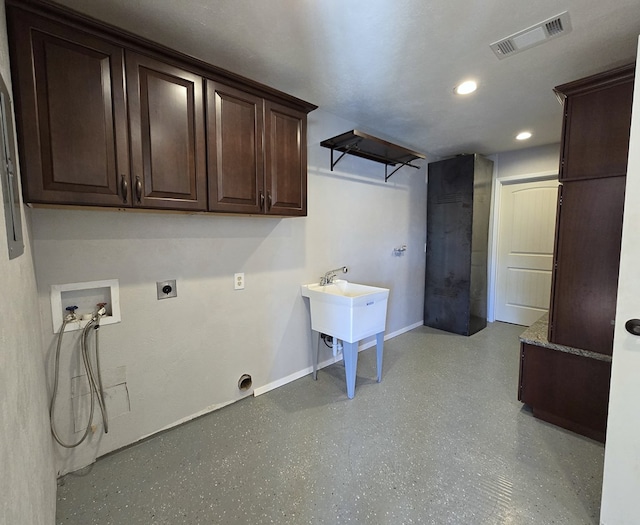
{"left": 95, "top": 302, "right": 107, "bottom": 317}
{"left": 64, "top": 305, "right": 78, "bottom": 321}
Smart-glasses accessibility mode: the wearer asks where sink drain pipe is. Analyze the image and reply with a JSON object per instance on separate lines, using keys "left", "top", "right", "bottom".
{"left": 321, "top": 333, "right": 343, "bottom": 357}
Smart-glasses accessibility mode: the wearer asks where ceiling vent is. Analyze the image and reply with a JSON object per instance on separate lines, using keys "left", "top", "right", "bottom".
{"left": 490, "top": 12, "right": 572, "bottom": 59}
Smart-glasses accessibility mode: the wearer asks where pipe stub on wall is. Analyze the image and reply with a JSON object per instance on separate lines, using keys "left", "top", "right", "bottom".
{"left": 238, "top": 374, "right": 252, "bottom": 391}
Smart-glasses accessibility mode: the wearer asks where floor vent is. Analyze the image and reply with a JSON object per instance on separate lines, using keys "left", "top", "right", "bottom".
{"left": 490, "top": 11, "right": 571, "bottom": 59}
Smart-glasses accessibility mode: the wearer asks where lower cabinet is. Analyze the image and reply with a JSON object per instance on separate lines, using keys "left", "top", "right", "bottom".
{"left": 518, "top": 342, "right": 611, "bottom": 442}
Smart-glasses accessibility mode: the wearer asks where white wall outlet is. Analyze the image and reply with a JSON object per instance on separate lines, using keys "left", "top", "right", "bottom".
{"left": 234, "top": 273, "right": 245, "bottom": 290}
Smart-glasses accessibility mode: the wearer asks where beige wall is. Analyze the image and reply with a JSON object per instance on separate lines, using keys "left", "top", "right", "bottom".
{"left": 0, "top": 1, "right": 57, "bottom": 523}
{"left": 491, "top": 143, "right": 561, "bottom": 180}
{"left": 32, "top": 108, "right": 428, "bottom": 474}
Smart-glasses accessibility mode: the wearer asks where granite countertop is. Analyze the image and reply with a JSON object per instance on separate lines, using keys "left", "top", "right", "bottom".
{"left": 519, "top": 313, "right": 612, "bottom": 362}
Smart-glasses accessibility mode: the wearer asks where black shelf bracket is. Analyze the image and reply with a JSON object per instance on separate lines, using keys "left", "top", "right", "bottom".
{"left": 329, "top": 140, "right": 362, "bottom": 171}
{"left": 385, "top": 159, "right": 421, "bottom": 182}
{"left": 320, "top": 129, "right": 425, "bottom": 182}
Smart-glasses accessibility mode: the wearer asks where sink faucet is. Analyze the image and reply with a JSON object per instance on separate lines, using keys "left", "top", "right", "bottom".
{"left": 320, "top": 266, "right": 348, "bottom": 286}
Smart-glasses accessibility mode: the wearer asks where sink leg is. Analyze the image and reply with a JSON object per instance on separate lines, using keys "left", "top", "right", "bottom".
{"left": 312, "top": 331, "right": 320, "bottom": 380}
{"left": 343, "top": 341, "right": 358, "bottom": 399}
{"left": 376, "top": 332, "right": 384, "bottom": 382}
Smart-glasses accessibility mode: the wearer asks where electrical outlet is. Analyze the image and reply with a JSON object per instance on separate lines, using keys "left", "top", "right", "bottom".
{"left": 157, "top": 280, "right": 177, "bottom": 300}
{"left": 234, "top": 273, "right": 245, "bottom": 290}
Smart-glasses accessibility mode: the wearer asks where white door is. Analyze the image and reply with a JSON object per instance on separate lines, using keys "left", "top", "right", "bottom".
{"left": 495, "top": 179, "right": 558, "bottom": 326}
{"left": 600, "top": 38, "right": 640, "bottom": 524}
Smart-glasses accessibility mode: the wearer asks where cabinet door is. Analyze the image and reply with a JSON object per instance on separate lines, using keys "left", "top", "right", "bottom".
{"left": 519, "top": 343, "right": 611, "bottom": 442}
{"left": 8, "top": 10, "right": 129, "bottom": 206}
{"left": 559, "top": 71, "right": 634, "bottom": 181}
{"left": 548, "top": 177, "right": 626, "bottom": 354}
{"left": 207, "top": 81, "right": 264, "bottom": 213}
{"left": 126, "top": 52, "right": 206, "bottom": 210}
{"left": 264, "top": 101, "right": 307, "bottom": 216}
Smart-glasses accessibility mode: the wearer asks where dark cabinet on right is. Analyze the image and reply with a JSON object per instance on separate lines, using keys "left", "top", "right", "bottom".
{"left": 559, "top": 67, "right": 635, "bottom": 181}
{"left": 519, "top": 64, "right": 633, "bottom": 442}
{"left": 549, "top": 64, "right": 635, "bottom": 355}
{"left": 519, "top": 342, "right": 611, "bottom": 442}
{"left": 549, "top": 177, "right": 626, "bottom": 353}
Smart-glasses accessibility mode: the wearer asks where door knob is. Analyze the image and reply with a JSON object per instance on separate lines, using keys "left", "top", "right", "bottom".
{"left": 625, "top": 319, "right": 640, "bottom": 336}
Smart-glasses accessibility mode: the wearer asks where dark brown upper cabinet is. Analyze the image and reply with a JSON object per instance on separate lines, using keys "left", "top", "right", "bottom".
{"left": 127, "top": 52, "right": 207, "bottom": 211}
{"left": 207, "top": 81, "right": 264, "bottom": 214}
{"left": 264, "top": 101, "right": 308, "bottom": 216}
{"left": 6, "top": 0, "right": 316, "bottom": 216}
{"left": 556, "top": 65, "right": 635, "bottom": 182}
{"left": 207, "top": 84, "right": 307, "bottom": 216}
{"left": 7, "top": 10, "right": 130, "bottom": 206}
{"left": 548, "top": 64, "right": 634, "bottom": 355}
{"left": 548, "top": 177, "right": 626, "bottom": 354}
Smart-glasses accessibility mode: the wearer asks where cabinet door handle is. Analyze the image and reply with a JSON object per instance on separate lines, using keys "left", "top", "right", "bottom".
{"left": 120, "top": 175, "right": 128, "bottom": 203}
{"left": 625, "top": 319, "right": 640, "bottom": 336}
{"left": 259, "top": 191, "right": 265, "bottom": 210}
{"left": 135, "top": 176, "right": 142, "bottom": 203}
{"left": 267, "top": 192, "right": 272, "bottom": 211}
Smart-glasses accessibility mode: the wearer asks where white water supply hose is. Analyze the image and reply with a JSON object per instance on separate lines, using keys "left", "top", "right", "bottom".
{"left": 50, "top": 307, "right": 109, "bottom": 448}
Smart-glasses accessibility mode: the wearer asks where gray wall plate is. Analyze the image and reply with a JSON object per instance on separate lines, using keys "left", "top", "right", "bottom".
{"left": 0, "top": 72, "right": 24, "bottom": 260}
{"left": 156, "top": 280, "right": 177, "bottom": 299}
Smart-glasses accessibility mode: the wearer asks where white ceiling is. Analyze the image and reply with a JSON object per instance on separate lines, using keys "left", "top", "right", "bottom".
{"left": 54, "top": 0, "right": 640, "bottom": 158}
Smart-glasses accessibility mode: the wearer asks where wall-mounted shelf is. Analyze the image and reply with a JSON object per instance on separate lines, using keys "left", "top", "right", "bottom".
{"left": 320, "top": 129, "right": 425, "bottom": 181}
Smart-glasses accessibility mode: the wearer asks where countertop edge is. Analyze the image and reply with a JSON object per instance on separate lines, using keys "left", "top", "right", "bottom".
{"left": 519, "top": 313, "right": 612, "bottom": 363}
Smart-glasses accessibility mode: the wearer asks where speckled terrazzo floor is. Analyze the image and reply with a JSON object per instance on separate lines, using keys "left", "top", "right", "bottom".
{"left": 56, "top": 322, "right": 605, "bottom": 524}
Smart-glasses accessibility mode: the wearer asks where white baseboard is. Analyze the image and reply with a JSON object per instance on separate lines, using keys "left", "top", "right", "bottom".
{"left": 140, "top": 397, "right": 242, "bottom": 440}
{"left": 253, "top": 320, "right": 424, "bottom": 397}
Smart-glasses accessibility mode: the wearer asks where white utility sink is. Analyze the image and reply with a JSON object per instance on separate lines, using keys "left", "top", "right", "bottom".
{"left": 301, "top": 279, "right": 389, "bottom": 344}
{"left": 301, "top": 279, "right": 390, "bottom": 398}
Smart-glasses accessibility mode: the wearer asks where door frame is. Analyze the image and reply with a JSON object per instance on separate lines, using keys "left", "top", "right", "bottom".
{"left": 487, "top": 169, "right": 558, "bottom": 322}
{"left": 600, "top": 36, "right": 640, "bottom": 523}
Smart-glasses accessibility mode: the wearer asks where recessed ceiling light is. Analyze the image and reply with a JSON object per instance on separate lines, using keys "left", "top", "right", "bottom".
{"left": 516, "top": 131, "right": 532, "bottom": 140}
{"left": 454, "top": 80, "right": 477, "bottom": 95}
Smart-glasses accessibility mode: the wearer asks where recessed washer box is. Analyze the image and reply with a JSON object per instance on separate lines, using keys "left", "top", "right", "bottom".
{"left": 50, "top": 279, "right": 121, "bottom": 333}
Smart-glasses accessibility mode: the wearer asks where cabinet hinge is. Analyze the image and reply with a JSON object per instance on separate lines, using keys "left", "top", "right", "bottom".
{"left": 558, "top": 195, "right": 563, "bottom": 206}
